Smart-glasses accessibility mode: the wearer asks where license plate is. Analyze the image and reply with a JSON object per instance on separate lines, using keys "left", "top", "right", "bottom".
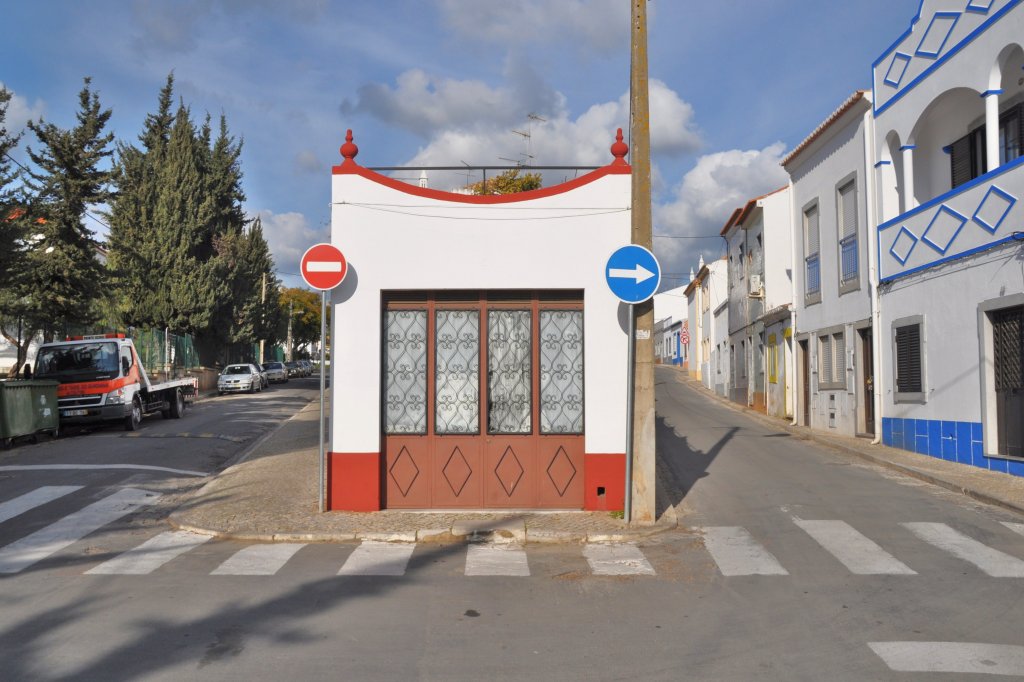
{"left": 62, "top": 409, "right": 89, "bottom": 417}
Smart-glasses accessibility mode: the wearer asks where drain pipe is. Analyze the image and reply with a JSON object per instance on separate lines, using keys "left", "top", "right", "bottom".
{"left": 788, "top": 178, "right": 799, "bottom": 426}
{"left": 624, "top": 303, "right": 636, "bottom": 524}
{"left": 864, "top": 105, "right": 883, "bottom": 445}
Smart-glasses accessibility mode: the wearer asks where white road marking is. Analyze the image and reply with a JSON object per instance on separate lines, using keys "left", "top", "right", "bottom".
{"left": 793, "top": 519, "right": 916, "bottom": 575}
{"left": 306, "top": 261, "right": 342, "bottom": 272}
{"left": 0, "top": 464, "right": 207, "bottom": 477}
{"left": 338, "top": 541, "right": 415, "bottom": 576}
{"left": 869, "top": 641, "right": 1024, "bottom": 676}
{"left": 699, "top": 526, "right": 788, "bottom": 576}
{"left": 1003, "top": 522, "right": 1024, "bottom": 538}
{"left": 0, "top": 486, "right": 83, "bottom": 525}
{"left": 465, "top": 544, "right": 530, "bottom": 576}
{"left": 903, "top": 522, "right": 1024, "bottom": 577}
{"left": 211, "top": 543, "right": 307, "bottom": 576}
{"left": 86, "top": 530, "right": 212, "bottom": 575}
{"left": 582, "top": 543, "right": 656, "bottom": 576}
{"left": 0, "top": 488, "right": 159, "bottom": 574}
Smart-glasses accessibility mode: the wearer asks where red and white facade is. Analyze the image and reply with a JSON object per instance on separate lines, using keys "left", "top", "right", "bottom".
{"left": 327, "top": 131, "right": 633, "bottom": 511}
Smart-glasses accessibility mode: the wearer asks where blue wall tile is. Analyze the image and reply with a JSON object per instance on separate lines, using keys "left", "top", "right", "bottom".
{"left": 941, "top": 435, "right": 956, "bottom": 460}
{"left": 928, "top": 421, "right": 942, "bottom": 457}
{"left": 956, "top": 423, "right": 972, "bottom": 463}
{"left": 892, "top": 417, "right": 903, "bottom": 436}
{"left": 903, "top": 420, "right": 915, "bottom": 450}
{"left": 883, "top": 418, "right": 894, "bottom": 447}
{"left": 972, "top": 422, "right": 983, "bottom": 442}
{"left": 917, "top": 420, "right": 929, "bottom": 436}
{"left": 1008, "top": 459, "right": 1024, "bottom": 477}
{"left": 987, "top": 456, "right": 1008, "bottom": 473}
{"left": 916, "top": 435, "right": 930, "bottom": 455}
{"left": 971, "top": 441, "right": 985, "bottom": 468}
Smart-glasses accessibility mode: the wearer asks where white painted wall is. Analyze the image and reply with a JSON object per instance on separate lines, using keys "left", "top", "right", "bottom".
{"left": 761, "top": 189, "right": 793, "bottom": 312}
{"left": 330, "top": 170, "right": 631, "bottom": 456}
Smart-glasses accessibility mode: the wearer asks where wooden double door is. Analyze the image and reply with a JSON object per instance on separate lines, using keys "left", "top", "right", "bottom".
{"left": 382, "top": 292, "right": 585, "bottom": 509}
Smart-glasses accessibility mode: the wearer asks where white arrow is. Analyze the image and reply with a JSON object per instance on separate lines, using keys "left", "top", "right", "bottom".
{"left": 608, "top": 264, "right": 656, "bottom": 284}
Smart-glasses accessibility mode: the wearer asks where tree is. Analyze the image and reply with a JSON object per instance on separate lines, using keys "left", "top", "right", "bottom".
{"left": 471, "top": 168, "right": 542, "bottom": 195}
{"left": 0, "top": 86, "right": 33, "bottom": 376}
{"left": 278, "top": 287, "right": 322, "bottom": 358}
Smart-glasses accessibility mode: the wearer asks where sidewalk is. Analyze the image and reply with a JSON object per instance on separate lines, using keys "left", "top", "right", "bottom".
{"left": 169, "top": 400, "right": 678, "bottom": 544}
{"left": 666, "top": 367, "right": 1024, "bottom": 519}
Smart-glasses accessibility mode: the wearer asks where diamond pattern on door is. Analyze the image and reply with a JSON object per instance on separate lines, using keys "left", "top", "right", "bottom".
{"left": 388, "top": 447, "right": 420, "bottom": 497}
{"left": 442, "top": 447, "right": 473, "bottom": 497}
{"left": 546, "top": 447, "right": 577, "bottom": 497}
{"left": 494, "top": 446, "right": 525, "bottom": 496}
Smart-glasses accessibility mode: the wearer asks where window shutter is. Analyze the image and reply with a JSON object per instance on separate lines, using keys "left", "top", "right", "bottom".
{"left": 839, "top": 181, "right": 857, "bottom": 238}
{"left": 805, "top": 206, "right": 820, "bottom": 255}
{"left": 820, "top": 335, "right": 832, "bottom": 385}
{"left": 895, "top": 324, "right": 922, "bottom": 393}
{"left": 950, "top": 134, "right": 972, "bottom": 189}
{"left": 833, "top": 332, "right": 845, "bottom": 385}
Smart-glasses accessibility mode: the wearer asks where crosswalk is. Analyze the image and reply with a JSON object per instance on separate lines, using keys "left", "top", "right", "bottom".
{"left": 1, "top": 486, "right": 1024, "bottom": 580}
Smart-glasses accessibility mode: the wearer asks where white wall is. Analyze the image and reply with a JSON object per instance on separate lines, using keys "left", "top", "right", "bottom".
{"left": 330, "top": 169, "right": 632, "bottom": 456}
{"left": 761, "top": 189, "right": 793, "bottom": 312}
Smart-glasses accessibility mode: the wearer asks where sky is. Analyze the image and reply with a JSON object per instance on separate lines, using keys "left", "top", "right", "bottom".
{"left": 0, "top": 0, "right": 921, "bottom": 291}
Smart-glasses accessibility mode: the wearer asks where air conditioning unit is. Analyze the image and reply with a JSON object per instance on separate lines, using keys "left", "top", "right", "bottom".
{"left": 749, "top": 273, "right": 763, "bottom": 297}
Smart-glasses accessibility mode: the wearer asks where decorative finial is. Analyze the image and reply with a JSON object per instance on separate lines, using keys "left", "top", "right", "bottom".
{"left": 610, "top": 127, "right": 629, "bottom": 165}
{"left": 340, "top": 129, "right": 358, "bottom": 161}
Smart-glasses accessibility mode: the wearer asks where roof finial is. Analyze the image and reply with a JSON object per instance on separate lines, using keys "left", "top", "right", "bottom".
{"left": 610, "top": 128, "right": 629, "bottom": 165}
{"left": 340, "top": 129, "right": 359, "bottom": 162}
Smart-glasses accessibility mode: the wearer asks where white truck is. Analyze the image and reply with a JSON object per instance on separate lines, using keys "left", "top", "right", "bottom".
{"left": 33, "top": 334, "right": 197, "bottom": 431}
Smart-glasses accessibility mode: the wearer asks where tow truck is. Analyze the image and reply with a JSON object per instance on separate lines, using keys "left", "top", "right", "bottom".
{"left": 33, "top": 334, "right": 197, "bottom": 431}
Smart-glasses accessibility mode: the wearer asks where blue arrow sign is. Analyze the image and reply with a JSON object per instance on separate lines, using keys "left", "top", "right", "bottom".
{"left": 605, "top": 245, "right": 661, "bottom": 304}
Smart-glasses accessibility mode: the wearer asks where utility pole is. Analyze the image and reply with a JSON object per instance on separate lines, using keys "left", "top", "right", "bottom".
{"left": 259, "top": 272, "right": 267, "bottom": 362}
{"left": 629, "top": 0, "right": 657, "bottom": 524}
{"left": 286, "top": 299, "right": 293, "bottom": 362}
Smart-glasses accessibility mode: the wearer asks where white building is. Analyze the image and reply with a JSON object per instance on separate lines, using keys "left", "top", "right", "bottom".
{"left": 722, "top": 187, "right": 790, "bottom": 412}
{"left": 653, "top": 283, "right": 689, "bottom": 367}
{"left": 328, "top": 130, "right": 635, "bottom": 510}
{"left": 872, "top": 0, "right": 1024, "bottom": 475}
{"left": 783, "top": 91, "right": 878, "bottom": 437}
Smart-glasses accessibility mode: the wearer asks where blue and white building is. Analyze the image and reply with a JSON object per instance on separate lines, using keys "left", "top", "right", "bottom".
{"left": 872, "top": 0, "right": 1024, "bottom": 473}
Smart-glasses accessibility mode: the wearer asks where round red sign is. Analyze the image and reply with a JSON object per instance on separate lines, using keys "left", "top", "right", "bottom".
{"left": 300, "top": 243, "right": 347, "bottom": 290}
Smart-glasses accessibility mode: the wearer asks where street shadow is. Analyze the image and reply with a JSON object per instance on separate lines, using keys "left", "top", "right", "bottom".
{"left": 654, "top": 415, "right": 738, "bottom": 520}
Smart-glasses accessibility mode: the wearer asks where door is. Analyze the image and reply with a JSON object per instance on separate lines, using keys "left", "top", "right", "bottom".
{"left": 799, "top": 339, "right": 810, "bottom": 426}
{"left": 993, "top": 306, "right": 1024, "bottom": 459}
{"left": 861, "top": 328, "right": 875, "bottom": 435}
{"left": 383, "top": 292, "right": 585, "bottom": 509}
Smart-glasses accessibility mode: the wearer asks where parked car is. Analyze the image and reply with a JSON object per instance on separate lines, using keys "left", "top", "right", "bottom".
{"left": 256, "top": 364, "right": 270, "bottom": 389}
{"left": 285, "top": 361, "right": 301, "bottom": 378}
{"left": 262, "top": 361, "right": 288, "bottom": 383}
{"left": 218, "top": 364, "right": 262, "bottom": 395}
{"left": 298, "top": 359, "right": 313, "bottom": 376}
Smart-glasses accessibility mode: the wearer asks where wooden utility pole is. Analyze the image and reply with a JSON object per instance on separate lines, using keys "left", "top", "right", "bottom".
{"left": 629, "top": 0, "right": 657, "bottom": 524}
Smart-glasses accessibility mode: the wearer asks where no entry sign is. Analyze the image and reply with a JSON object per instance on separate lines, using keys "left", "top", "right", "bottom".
{"left": 301, "top": 243, "right": 347, "bottom": 290}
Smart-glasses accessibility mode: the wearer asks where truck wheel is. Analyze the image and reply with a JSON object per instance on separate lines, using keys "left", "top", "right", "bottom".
{"left": 124, "top": 398, "right": 142, "bottom": 432}
{"left": 170, "top": 389, "right": 185, "bottom": 418}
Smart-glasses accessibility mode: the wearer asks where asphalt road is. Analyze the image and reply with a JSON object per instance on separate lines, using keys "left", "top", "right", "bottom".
{"left": 0, "top": 368, "right": 1023, "bottom": 681}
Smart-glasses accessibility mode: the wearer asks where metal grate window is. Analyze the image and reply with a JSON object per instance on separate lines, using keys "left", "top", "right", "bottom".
{"left": 487, "top": 310, "right": 532, "bottom": 434}
{"left": 384, "top": 310, "right": 428, "bottom": 434}
{"left": 435, "top": 310, "right": 480, "bottom": 434}
{"left": 993, "top": 306, "right": 1023, "bottom": 392}
{"left": 895, "top": 323, "right": 923, "bottom": 394}
{"left": 539, "top": 310, "right": 584, "bottom": 434}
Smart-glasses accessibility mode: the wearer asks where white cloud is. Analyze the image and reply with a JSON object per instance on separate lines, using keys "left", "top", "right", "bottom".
{"left": 293, "top": 150, "right": 322, "bottom": 175}
{"left": 653, "top": 142, "right": 790, "bottom": 282}
{"left": 254, "top": 209, "right": 327, "bottom": 279}
{"left": 389, "top": 78, "right": 700, "bottom": 190}
{"left": 0, "top": 84, "right": 46, "bottom": 135}
{"left": 438, "top": 0, "right": 629, "bottom": 54}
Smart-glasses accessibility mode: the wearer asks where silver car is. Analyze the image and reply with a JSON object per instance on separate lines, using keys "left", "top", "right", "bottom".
{"left": 261, "top": 361, "right": 288, "bottom": 383}
{"left": 218, "top": 364, "right": 263, "bottom": 395}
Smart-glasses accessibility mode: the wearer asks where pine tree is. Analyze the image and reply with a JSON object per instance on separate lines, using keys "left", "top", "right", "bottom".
{"left": 23, "top": 77, "right": 114, "bottom": 340}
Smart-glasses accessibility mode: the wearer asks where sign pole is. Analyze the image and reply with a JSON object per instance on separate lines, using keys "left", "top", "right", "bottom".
{"left": 319, "top": 289, "right": 327, "bottom": 513}
{"left": 624, "top": 303, "right": 636, "bottom": 524}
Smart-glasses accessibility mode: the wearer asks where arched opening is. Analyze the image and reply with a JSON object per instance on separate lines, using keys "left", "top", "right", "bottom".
{"left": 995, "top": 44, "right": 1024, "bottom": 168}
{"left": 879, "top": 131, "right": 903, "bottom": 222}
{"left": 909, "top": 87, "right": 984, "bottom": 204}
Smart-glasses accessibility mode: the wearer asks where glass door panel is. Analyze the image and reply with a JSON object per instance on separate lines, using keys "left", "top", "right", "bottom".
{"left": 435, "top": 310, "right": 480, "bottom": 434}
{"left": 539, "top": 310, "right": 584, "bottom": 434}
{"left": 384, "top": 310, "right": 427, "bottom": 434}
{"left": 487, "top": 310, "right": 532, "bottom": 434}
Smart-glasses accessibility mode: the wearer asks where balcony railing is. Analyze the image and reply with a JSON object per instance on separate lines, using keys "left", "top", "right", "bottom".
{"left": 805, "top": 254, "right": 821, "bottom": 296}
{"left": 877, "top": 156, "right": 1024, "bottom": 282}
{"left": 840, "top": 235, "right": 858, "bottom": 283}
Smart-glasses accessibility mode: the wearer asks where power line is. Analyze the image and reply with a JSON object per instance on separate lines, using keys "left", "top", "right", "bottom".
{"left": 653, "top": 234, "right": 721, "bottom": 240}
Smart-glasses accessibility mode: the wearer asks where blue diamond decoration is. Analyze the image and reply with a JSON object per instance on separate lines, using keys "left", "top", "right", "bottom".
{"left": 890, "top": 226, "right": 920, "bottom": 266}
{"left": 916, "top": 12, "right": 960, "bottom": 59}
{"left": 921, "top": 205, "right": 968, "bottom": 255}
{"left": 966, "top": 0, "right": 993, "bottom": 13}
{"left": 973, "top": 185, "right": 1016, "bottom": 234}
{"left": 884, "top": 53, "right": 912, "bottom": 88}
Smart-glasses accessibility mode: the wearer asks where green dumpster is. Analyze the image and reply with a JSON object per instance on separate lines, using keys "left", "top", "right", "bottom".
{"left": 0, "top": 380, "right": 60, "bottom": 449}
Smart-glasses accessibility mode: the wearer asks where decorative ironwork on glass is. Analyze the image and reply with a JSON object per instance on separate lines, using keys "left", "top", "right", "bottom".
{"left": 384, "top": 310, "right": 427, "bottom": 434}
{"left": 488, "top": 310, "right": 532, "bottom": 434}
{"left": 539, "top": 310, "right": 584, "bottom": 434}
{"left": 435, "top": 310, "right": 480, "bottom": 434}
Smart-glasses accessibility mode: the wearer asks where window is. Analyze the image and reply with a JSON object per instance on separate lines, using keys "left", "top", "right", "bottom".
{"left": 768, "top": 333, "right": 778, "bottom": 384}
{"left": 950, "top": 102, "right": 1024, "bottom": 188}
{"left": 837, "top": 180, "right": 858, "bottom": 288}
{"left": 740, "top": 340, "right": 747, "bottom": 378}
{"left": 894, "top": 318, "right": 925, "bottom": 402}
{"left": 818, "top": 331, "right": 845, "bottom": 390}
{"left": 803, "top": 203, "right": 821, "bottom": 302}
